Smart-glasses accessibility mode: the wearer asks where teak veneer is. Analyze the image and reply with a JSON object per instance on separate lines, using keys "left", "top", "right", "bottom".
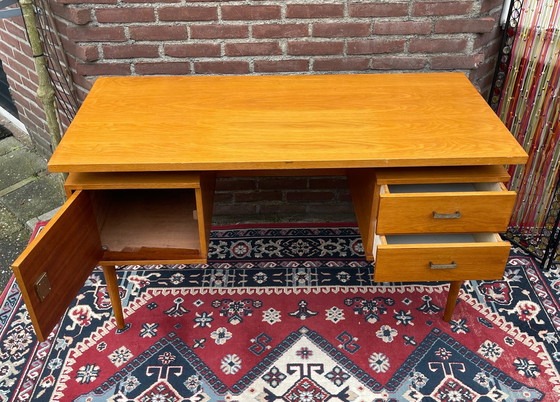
{"left": 12, "top": 73, "right": 528, "bottom": 341}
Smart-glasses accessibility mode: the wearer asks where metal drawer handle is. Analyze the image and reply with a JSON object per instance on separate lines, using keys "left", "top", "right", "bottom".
{"left": 429, "top": 261, "right": 457, "bottom": 270}
{"left": 432, "top": 211, "right": 462, "bottom": 219}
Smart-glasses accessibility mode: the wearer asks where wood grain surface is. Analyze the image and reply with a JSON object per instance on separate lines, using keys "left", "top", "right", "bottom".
{"left": 48, "top": 73, "right": 528, "bottom": 172}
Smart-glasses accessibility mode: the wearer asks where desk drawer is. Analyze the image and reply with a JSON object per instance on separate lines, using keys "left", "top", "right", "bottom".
{"left": 376, "top": 182, "right": 516, "bottom": 234}
{"left": 373, "top": 233, "right": 511, "bottom": 282}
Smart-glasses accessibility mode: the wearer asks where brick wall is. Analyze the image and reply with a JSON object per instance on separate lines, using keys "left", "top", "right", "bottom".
{"left": 49, "top": 0, "right": 505, "bottom": 100}
{"left": 0, "top": 16, "right": 49, "bottom": 151}
{"left": 0, "top": 0, "right": 506, "bottom": 221}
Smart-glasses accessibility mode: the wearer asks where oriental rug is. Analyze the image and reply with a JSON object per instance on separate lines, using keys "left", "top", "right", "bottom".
{"left": 1, "top": 223, "right": 560, "bottom": 401}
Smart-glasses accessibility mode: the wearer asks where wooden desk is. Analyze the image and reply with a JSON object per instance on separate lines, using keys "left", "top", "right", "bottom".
{"left": 12, "top": 73, "right": 528, "bottom": 341}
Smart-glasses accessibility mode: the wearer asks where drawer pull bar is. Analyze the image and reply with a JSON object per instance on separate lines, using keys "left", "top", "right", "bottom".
{"left": 432, "top": 211, "right": 462, "bottom": 219}
{"left": 429, "top": 261, "right": 457, "bottom": 270}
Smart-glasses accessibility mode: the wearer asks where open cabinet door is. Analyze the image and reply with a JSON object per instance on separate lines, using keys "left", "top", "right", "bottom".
{"left": 11, "top": 190, "right": 103, "bottom": 342}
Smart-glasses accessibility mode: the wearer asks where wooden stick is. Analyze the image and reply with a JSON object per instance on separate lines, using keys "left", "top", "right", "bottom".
{"left": 443, "top": 281, "right": 462, "bottom": 322}
{"left": 102, "top": 265, "right": 125, "bottom": 329}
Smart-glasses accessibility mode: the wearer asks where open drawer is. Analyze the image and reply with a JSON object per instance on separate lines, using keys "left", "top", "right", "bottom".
{"left": 373, "top": 233, "right": 511, "bottom": 282}
{"left": 11, "top": 172, "right": 215, "bottom": 341}
{"left": 376, "top": 182, "right": 516, "bottom": 235}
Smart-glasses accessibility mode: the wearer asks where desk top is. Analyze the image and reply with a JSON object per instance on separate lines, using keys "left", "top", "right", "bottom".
{"left": 48, "top": 73, "right": 527, "bottom": 172}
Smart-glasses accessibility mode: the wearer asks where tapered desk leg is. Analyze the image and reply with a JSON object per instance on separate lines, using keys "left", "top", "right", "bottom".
{"left": 102, "top": 265, "right": 125, "bottom": 329}
{"left": 443, "top": 280, "right": 462, "bottom": 322}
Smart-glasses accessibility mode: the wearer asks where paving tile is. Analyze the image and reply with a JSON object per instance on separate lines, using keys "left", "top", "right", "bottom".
{"left": 2, "top": 175, "right": 65, "bottom": 223}
{"left": 0, "top": 136, "right": 22, "bottom": 156}
{"left": 0, "top": 204, "right": 24, "bottom": 239}
{"left": 0, "top": 148, "right": 47, "bottom": 190}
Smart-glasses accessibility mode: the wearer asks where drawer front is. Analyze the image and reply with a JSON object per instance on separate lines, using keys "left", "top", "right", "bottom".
{"left": 377, "top": 184, "right": 516, "bottom": 234}
{"left": 373, "top": 235, "right": 511, "bottom": 282}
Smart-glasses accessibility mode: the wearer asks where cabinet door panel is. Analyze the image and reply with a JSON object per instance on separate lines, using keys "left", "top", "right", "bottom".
{"left": 11, "top": 190, "right": 102, "bottom": 341}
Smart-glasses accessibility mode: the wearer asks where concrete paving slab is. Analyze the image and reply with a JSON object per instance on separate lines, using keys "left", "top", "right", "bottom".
{"left": 2, "top": 175, "right": 65, "bottom": 224}
{"left": 0, "top": 136, "right": 22, "bottom": 156}
{"left": 0, "top": 147, "right": 47, "bottom": 190}
{"left": 0, "top": 204, "right": 23, "bottom": 238}
{"left": 26, "top": 207, "right": 60, "bottom": 231}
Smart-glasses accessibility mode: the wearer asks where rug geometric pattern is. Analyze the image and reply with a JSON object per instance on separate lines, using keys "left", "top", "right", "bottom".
{"left": 1, "top": 224, "right": 559, "bottom": 400}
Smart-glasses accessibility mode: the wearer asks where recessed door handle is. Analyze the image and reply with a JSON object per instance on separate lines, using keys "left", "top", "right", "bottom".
{"left": 429, "top": 261, "right": 457, "bottom": 270}
{"left": 433, "top": 211, "right": 461, "bottom": 219}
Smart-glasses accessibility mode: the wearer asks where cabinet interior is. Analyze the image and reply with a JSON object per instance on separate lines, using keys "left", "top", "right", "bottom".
{"left": 91, "top": 189, "right": 201, "bottom": 258}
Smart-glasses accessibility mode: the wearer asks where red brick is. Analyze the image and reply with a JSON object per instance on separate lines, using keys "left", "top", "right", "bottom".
{"left": 434, "top": 18, "right": 495, "bottom": 33}
{"left": 10, "top": 91, "right": 31, "bottom": 110}
{"left": 221, "top": 5, "right": 281, "bottom": 20}
{"left": 225, "top": 42, "right": 282, "bottom": 56}
{"left": 213, "top": 192, "right": 234, "bottom": 203}
{"left": 287, "top": 41, "right": 344, "bottom": 56}
{"left": 194, "top": 61, "right": 249, "bottom": 74}
{"left": 122, "top": 0, "right": 179, "bottom": 3}
{"left": 259, "top": 204, "right": 307, "bottom": 215}
{"left": 213, "top": 204, "right": 257, "bottom": 216}
{"left": 0, "top": 43, "right": 14, "bottom": 59}
{"left": 313, "top": 22, "right": 370, "bottom": 38}
{"left": 103, "top": 44, "right": 159, "bottom": 59}
{"left": 135, "top": 62, "right": 190, "bottom": 75}
{"left": 373, "top": 21, "right": 432, "bottom": 35}
{"left": 313, "top": 57, "right": 370, "bottom": 71}
{"left": 349, "top": 3, "right": 409, "bottom": 17}
{"left": 473, "top": 24, "right": 501, "bottom": 49}
{"left": 190, "top": 25, "right": 248, "bottom": 39}
{"left": 286, "top": 4, "right": 344, "bottom": 18}
{"left": 67, "top": 26, "right": 127, "bottom": 42}
{"left": 409, "top": 38, "right": 468, "bottom": 53}
{"left": 74, "top": 45, "right": 100, "bottom": 62}
{"left": 470, "top": 55, "right": 497, "bottom": 81}
{"left": 348, "top": 39, "right": 405, "bottom": 54}
{"left": 57, "top": 0, "right": 116, "bottom": 4}
{"left": 49, "top": 3, "right": 92, "bottom": 25}
{"left": 309, "top": 177, "right": 347, "bottom": 189}
{"left": 216, "top": 178, "right": 256, "bottom": 191}
{"left": 252, "top": 24, "right": 308, "bottom": 39}
{"left": 412, "top": 1, "right": 473, "bottom": 16}
{"left": 96, "top": 8, "right": 155, "bottom": 23}
{"left": 76, "top": 62, "right": 131, "bottom": 76}
{"left": 431, "top": 53, "right": 485, "bottom": 69}
{"left": 0, "top": 33, "right": 23, "bottom": 52}
{"left": 2, "top": 19, "right": 26, "bottom": 36}
{"left": 129, "top": 25, "right": 187, "bottom": 41}
{"left": 258, "top": 177, "right": 308, "bottom": 190}
{"left": 164, "top": 43, "right": 221, "bottom": 58}
{"left": 254, "top": 59, "right": 309, "bottom": 72}
{"left": 371, "top": 56, "right": 426, "bottom": 70}
{"left": 235, "top": 191, "right": 283, "bottom": 202}
{"left": 287, "top": 191, "right": 334, "bottom": 203}
{"left": 159, "top": 6, "right": 217, "bottom": 21}
{"left": 481, "top": 0, "right": 503, "bottom": 13}
{"left": 0, "top": 63, "right": 21, "bottom": 85}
